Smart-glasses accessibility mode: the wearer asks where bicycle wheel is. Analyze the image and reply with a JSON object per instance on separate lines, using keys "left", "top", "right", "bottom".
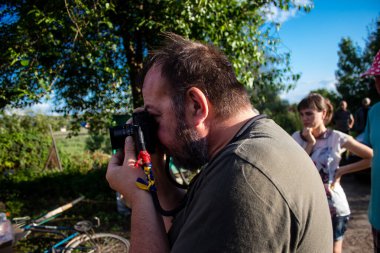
{"left": 63, "top": 233, "right": 130, "bottom": 253}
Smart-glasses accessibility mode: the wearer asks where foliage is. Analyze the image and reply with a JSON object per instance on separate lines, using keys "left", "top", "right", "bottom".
{"left": 0, "top": 113, "right": 52, "bottom": 172}
{"left": 85, "top": 129, "right": 112, "bottom": 153}
{"left": 1, "top": 0, "right": 312, "bottom": 133}
{"left": 271, "top": 107, "right": 302, "bottom": 135}
{"left": 335, "top": 16, "right": 380, "bottom": 112}
{"left": 256, "top": 90, "right": 302, "bottom": 134}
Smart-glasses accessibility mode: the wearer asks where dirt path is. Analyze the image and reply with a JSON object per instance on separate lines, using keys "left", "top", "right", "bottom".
{"left": 341, "top": 173, "right": 373, "bottom": 253}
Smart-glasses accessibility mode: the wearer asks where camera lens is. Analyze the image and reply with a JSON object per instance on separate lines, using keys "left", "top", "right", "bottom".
{"left": 109, "top": 125, "right": 134, "bottom": 150}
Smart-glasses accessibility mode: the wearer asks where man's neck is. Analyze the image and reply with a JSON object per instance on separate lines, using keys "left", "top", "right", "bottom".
{"left": 207, "top": 109, "right": 258, "bottom": 159}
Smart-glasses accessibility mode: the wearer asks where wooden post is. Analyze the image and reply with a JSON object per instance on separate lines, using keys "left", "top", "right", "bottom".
{"left": 43, "top": 124, "right": 63, "bottom": 171}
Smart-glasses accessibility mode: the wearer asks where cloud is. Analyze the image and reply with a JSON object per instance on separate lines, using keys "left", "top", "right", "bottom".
{"left": 280, "top": 78, "right": 337, "bottom": 103}
{"left": 4, "top": 102, "right": 60, "bottom": 116}
{"left": 317, "top": 79, "right": 337, "bottom": 91}
{"left": 29, "top": 103, "right": 56, "bottom": 115}
{"left": 263, "top": 0, "right": 313, "bottom": 24}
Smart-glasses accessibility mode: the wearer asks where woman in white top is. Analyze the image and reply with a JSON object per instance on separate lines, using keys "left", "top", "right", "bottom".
{"left": 292, "top": 93, "right": 373, "bottom": 253}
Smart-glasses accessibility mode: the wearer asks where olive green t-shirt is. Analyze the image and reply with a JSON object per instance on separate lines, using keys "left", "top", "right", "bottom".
{"left": 168, "top": 117, "right": 333, "bottom": 252}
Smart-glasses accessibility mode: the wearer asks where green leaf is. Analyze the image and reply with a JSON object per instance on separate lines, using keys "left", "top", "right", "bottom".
{"left": 106, "top": 21, "right": 113, "bottom": 29}
{"left": 20, "top": 60, "right": 30, "bottom": 66}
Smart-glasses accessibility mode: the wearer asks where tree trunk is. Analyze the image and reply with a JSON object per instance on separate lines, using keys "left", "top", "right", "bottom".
{"left": 122, "top": 29, "right": 144, "bottom": 109}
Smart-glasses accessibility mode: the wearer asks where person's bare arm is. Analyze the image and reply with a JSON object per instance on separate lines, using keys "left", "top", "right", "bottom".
{"left": 349, "top": 114, "right": 355, "bottom": 129}
{"left": 334, "top": 137, "right": 372, "bottom": 184}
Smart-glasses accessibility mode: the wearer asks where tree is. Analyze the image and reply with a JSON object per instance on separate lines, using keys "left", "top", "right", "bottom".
{"left": 363, "top": 17, "right": 380, "bottom": 69}
{"left": 1, "top": 0, "right": 311, "bottom": 132}
{"left": 335, "top": 16, "right": 380, "bottom": 112}
{"left": 255, "top": 87, "right": 302, "bottom": 134}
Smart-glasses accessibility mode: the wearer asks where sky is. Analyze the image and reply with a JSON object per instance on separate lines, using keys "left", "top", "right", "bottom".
{"left": 277, "top": 0, "right": 380, "bottom": 104}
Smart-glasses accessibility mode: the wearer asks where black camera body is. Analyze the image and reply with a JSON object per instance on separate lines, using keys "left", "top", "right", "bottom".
{"left": 109, "top": 111, "right": 158, "bottom": 154}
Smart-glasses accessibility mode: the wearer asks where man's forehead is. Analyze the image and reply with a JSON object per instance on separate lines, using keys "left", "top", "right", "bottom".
{"left": 142, "top": 64, "right": 167, "bottom": 91}
{"left": 142, "top": 64, "right": 171, "bottom": 107}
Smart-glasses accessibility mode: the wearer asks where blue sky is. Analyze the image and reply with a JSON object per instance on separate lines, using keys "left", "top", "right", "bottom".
{"left": 278, "top": 0, "right": 380, "bottom": 104}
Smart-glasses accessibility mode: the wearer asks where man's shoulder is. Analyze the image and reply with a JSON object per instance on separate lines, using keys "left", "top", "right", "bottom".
{"left": 223, "top": 118, "right": 320, "bottom": 190}
{"left": 236, "top": 118, "right": 307, "bottom": 161}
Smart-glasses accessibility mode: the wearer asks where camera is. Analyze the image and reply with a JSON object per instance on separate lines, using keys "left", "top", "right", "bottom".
{"left": 109, "top": 111, "right": 158, "bottom": 154}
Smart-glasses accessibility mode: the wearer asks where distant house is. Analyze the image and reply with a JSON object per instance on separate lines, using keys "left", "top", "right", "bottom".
{"left": 80, "top": 122, "right": 90, "bottom": 129}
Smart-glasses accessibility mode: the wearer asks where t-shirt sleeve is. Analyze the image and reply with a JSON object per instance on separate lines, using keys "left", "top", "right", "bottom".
{"left": 335, "top": 130, "right": 351, "bottom": 148}
{"left": 170, "top": 155, "right": 294, "bottom": 253}
{"left": 291, "top": 131, "right": 299, "bottom": 140}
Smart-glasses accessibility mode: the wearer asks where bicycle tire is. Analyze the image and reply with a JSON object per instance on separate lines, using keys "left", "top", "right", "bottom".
{"left": 63, "top": 233, "right": 130, "bottom": 252}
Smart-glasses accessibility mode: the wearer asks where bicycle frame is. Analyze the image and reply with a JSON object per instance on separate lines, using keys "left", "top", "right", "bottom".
{"left": 22, "top": 223, "right": 80, "bottom": 253}
{"left": 14, "top": 196, "right": 85, "bottom": 252}
{"left": 48, "top": 231, "right": 79, "bottom": 253}
{"left": 13, "top": 196, "right": 130, "bottom": 252}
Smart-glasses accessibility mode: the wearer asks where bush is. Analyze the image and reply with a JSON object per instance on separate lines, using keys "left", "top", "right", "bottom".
{"left": 0, "top": 114, "right": 51, "bottom": 173}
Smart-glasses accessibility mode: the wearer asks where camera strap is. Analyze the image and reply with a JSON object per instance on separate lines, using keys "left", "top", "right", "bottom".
{"left": 134, "top": 150, "right": 185, "bottom": 216}
{"left": 135, "top": 151, "right": 157, "bottom": 192}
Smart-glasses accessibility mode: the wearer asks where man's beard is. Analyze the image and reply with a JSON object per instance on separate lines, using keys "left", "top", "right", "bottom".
{"left": 170, "top": 118, "right": 209, "bottom": 171}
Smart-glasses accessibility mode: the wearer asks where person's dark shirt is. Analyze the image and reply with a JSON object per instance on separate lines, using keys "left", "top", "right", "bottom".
{"left": 354, "top": 106, "right": 370, "bottom": 134}
{"left": 333, "top": 109, "right": 352, "bottom": 133}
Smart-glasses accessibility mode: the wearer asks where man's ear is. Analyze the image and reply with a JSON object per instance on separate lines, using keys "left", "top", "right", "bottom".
{"left": 185, "top": 87, "right": 209, "bottom": 126}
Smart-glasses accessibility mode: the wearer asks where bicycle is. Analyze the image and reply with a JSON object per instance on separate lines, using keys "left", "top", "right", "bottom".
{"left": 12, "top": 196, "right": 130, "bottom": 252}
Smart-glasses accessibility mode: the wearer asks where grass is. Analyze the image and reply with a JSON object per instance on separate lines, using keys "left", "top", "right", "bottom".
{"left": 54, "top": 128, "right": 89, "bottom": 155}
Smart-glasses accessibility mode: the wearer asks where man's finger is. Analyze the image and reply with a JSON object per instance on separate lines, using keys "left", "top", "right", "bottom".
{"left": 124, "top": 136, "right": 136, "bottom": 166}
{"left": 133, "top": 107, "right": 145, "bottom": 114}
{"left": 109, "top": 150, "right": 124, "bottom": 166}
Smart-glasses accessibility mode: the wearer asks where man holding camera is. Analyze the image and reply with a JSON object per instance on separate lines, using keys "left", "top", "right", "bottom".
{"left": 106, "top": 33, "right": 333, "bottom": 252}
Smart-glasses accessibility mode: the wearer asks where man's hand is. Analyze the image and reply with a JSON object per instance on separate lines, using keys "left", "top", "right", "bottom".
{"left": 106, "top": 133, "right": 146, "bottom": 208}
